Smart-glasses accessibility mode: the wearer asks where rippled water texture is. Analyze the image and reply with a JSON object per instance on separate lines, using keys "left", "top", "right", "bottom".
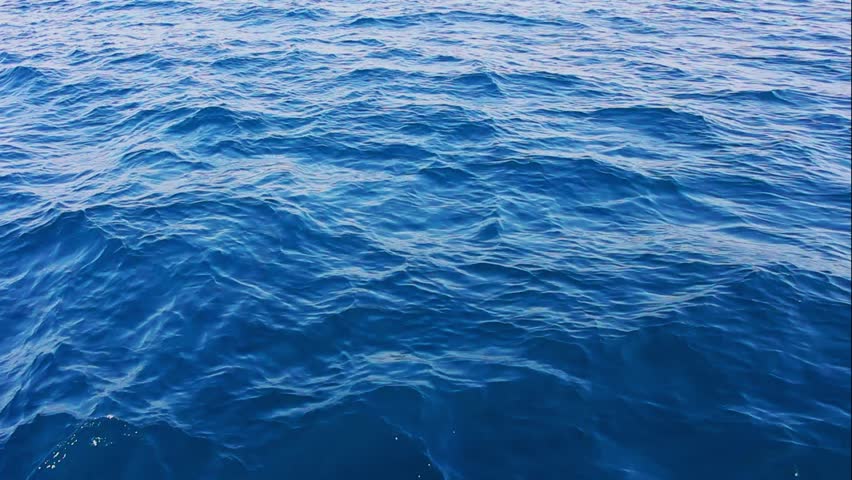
{"left": 1, "top": 1, "right": 850, "bottom": 479}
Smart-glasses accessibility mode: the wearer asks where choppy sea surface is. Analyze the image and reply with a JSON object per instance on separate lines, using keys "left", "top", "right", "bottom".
{"left": 0, "top": 1, "right": 850, "bottom": 478}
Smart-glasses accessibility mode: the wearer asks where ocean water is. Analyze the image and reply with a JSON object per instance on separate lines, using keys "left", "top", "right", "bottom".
{"left": 0, "top": 0, "right": 850, "bottom": 478}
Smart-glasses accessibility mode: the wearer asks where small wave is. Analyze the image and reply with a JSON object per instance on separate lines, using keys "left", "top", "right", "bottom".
{"left": 0, "top": 143, "right": 31, "bottom": 160}
{"left": 584, "top": 106, "right": 717, "bottom": 141}
{"left": 440, "top": 10, "right": 581, "bottom": 28}
{"left": 91, "top": 0, "right": 194, "bottom": 13}
{"left": 345, "top": 15, "right": 416, "bottom": 28}
{"left": 443, "top": 72, "right": 505, "bottom": 97}
{"left": 0, "top": 66, "right": 51, "bottom": 92}
{"left": 119, "top": 148, "right": 213, "bottom": 174}
{"left": 337, "top": 66, "right": 416, "bottom": 82}
{"left": 0, "top": 51, "right": 23, "bottom": 64}
{"left": 165, "top": 106, "right": 266, "bottom": 135}
{"left": 105, "top": 52, "right": 175, "bottom": 70}
{"left": 604, "top": 15, "right": 661, "bottom": 34}
{"left": 346, "top": 10, "right": 579, "bottom": 29}
{"left": 221, "top": 6, "right": 327, "bottom": 23}
{"left": 210, "top": 55, "right": 277, "bottom": 71}
{"left": 674, "top": 89, "right": 807, "bottom": 105}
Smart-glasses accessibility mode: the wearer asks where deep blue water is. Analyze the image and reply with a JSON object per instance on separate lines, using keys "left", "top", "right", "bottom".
{"left": 0, "top": 0, "right": 850, "bottom": 478}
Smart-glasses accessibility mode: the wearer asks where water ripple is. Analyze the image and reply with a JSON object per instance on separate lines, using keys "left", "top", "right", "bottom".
{"left": 0, "top": 1, "right": 850, "bottom": 479}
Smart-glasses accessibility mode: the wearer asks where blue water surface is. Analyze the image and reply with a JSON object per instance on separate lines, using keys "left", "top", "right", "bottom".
{"left": 0, "top": 1, "right": 850, "bottom": 479}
